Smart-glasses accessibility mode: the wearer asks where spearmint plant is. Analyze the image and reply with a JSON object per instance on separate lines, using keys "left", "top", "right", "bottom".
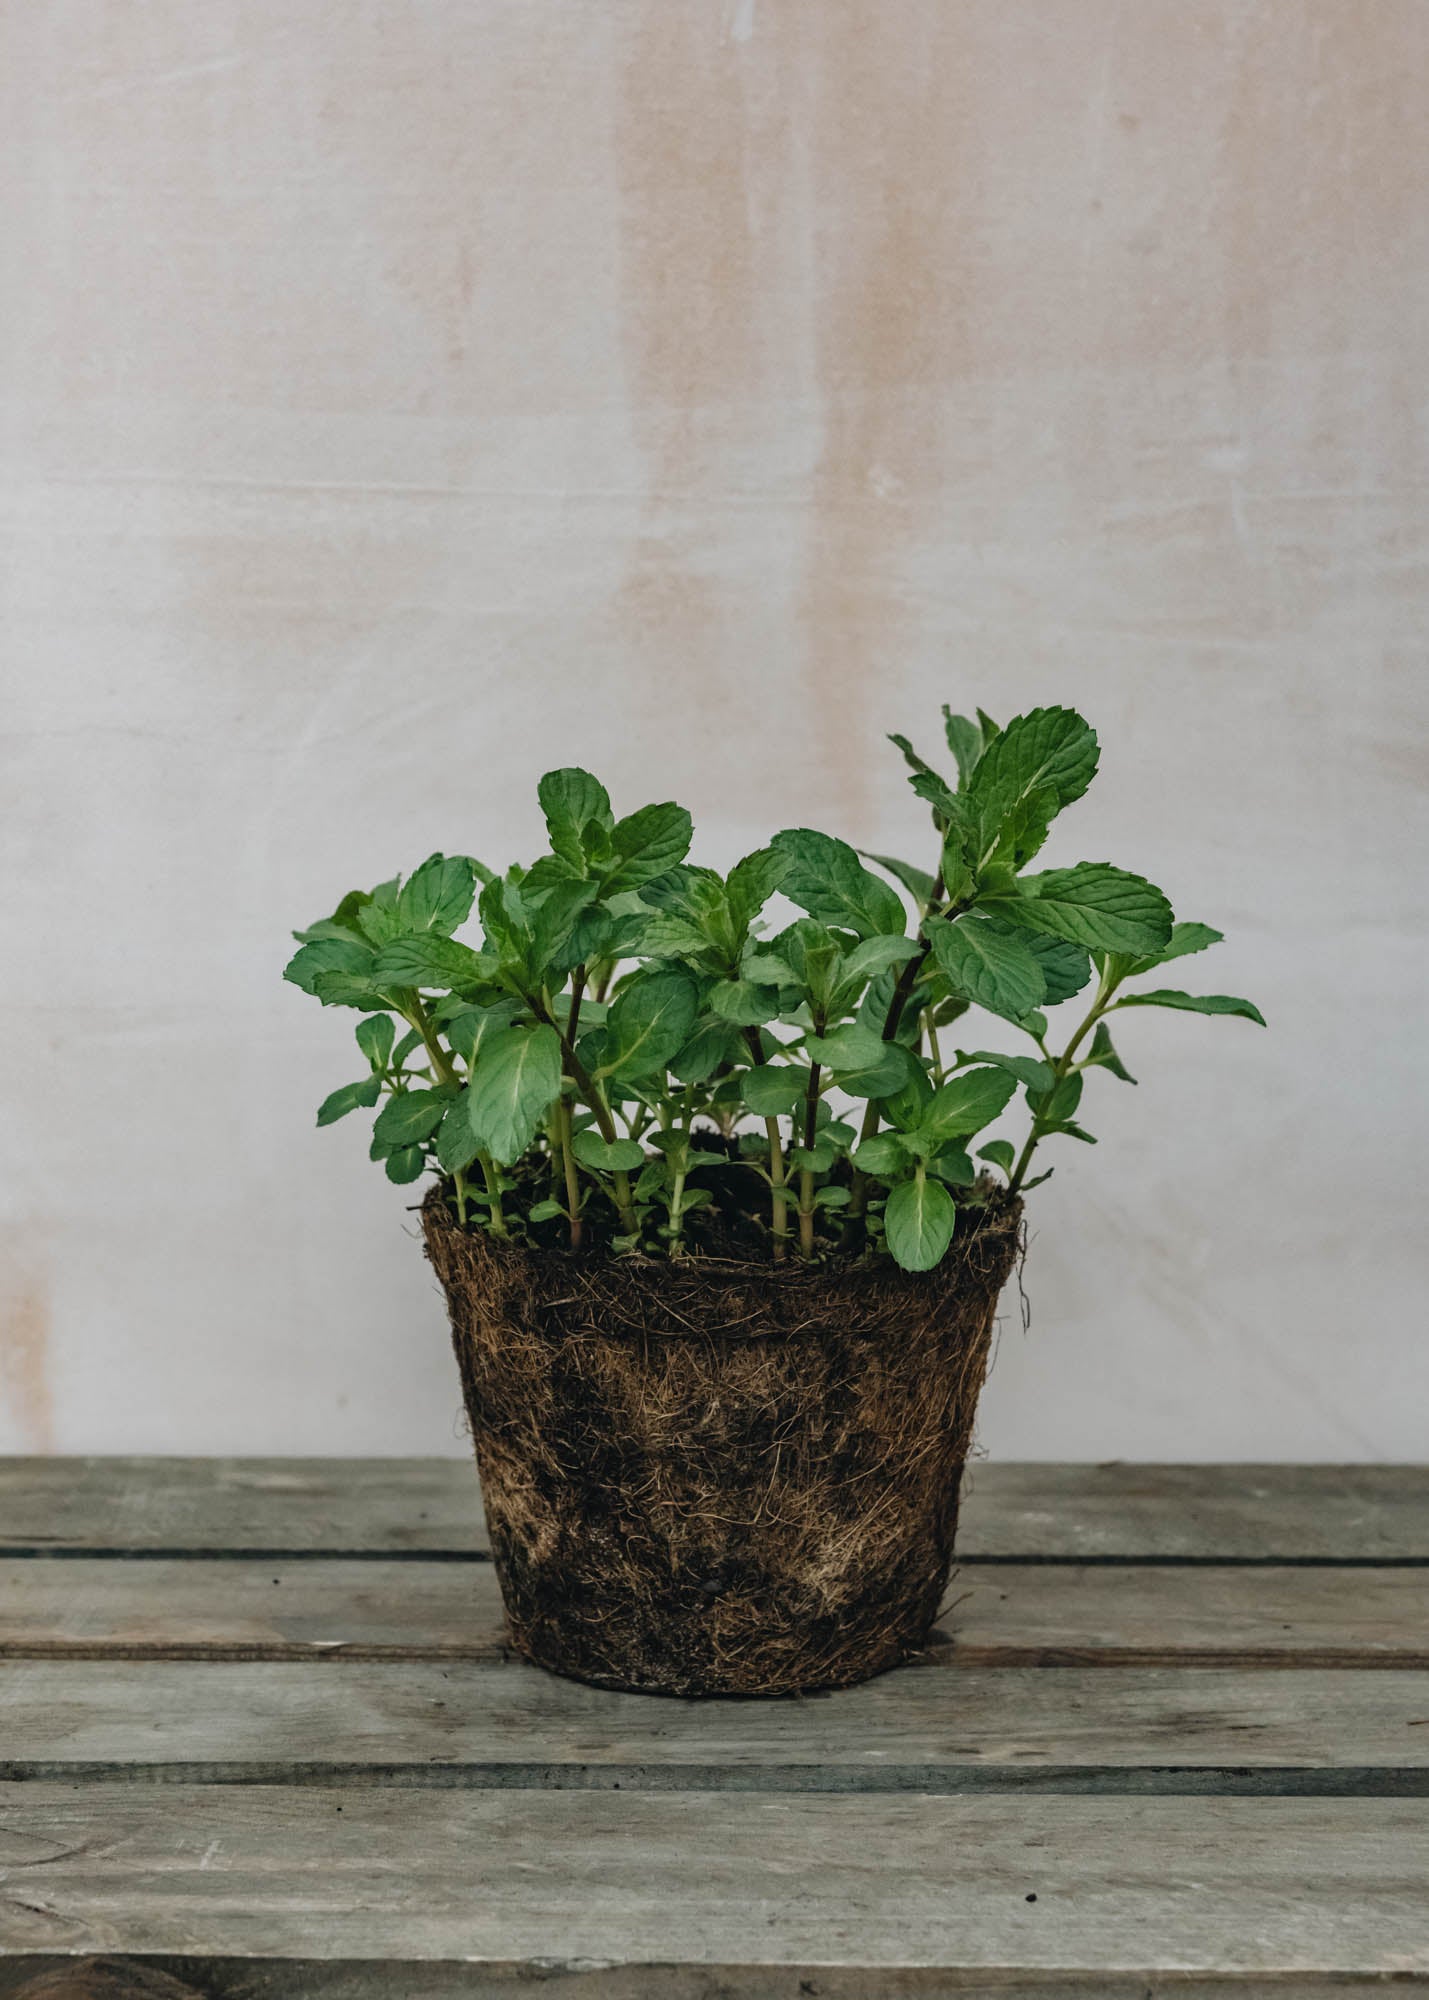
{"left": 283, "top": 706, "right": 1263, "bottom": 1271}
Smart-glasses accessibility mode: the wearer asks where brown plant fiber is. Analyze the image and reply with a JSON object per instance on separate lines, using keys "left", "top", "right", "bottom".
{"left": 422, "top": 1188, "right": 1024, "bottom": 1696}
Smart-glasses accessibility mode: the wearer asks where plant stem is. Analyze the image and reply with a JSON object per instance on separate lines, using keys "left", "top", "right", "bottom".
{"left": 531, "top": 992, "right": 637, "bottom": 1234}
{"left": 798, "top": 1043, "right": 822, "bottom": 1260}
{"left": 452, "top": 1165, "right": 468, "bottom": 1228}
{"left": 743, "top": 1027, "right": 789, "bottom": 1260}
{"left": 404, "top": 996, "right": 458, "bottom": 1088}
{"left": 1006, "top": 976, "right": 1117, "bottom": 1197}
{"left": 478, "top": 1151, "right": 507, "bottom": 1237}
{"left": 557, "top": 1097, "right": 583, "bottom": 1250}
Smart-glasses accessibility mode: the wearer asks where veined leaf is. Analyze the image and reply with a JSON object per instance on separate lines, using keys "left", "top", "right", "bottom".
{"left": 603, "top": 802, "right": 694, "bottom": 893}
{"left": 435, "top": 1097, "right": 482, "bottom": 1173}
{"left": 804, "top": 1023, "right": 888, "bottom": 1071}
{"left": 977, "top": 1138, "right": 1016, "bottom": 1175}
{"left": 708, "top": 977, "right": 782, "bottom": 1027}
{"left": 397, "top": 854, "right": 477, "bottom": 936}
{"left": 967, "top": 706, "right": 1099, "bottom": 868}
{"left": 372, "top": 934, "right": 492, "bottom": 993}
{"left": 538, "top": 768, "right": 612, "bottom": 873}
{"left": 850, "top": 1133, "right": 908, "bottom": 1177}
{"left": 726, "top": 846, "right": 788, "bottom": 932}
{"left": 942, "top": 708, "right": 986, "bottom": 789}
{"left": 670, "top": 1021, "right": 740, "bottom": 1084}
{"left": 911, "top": 1066, "right": 1018, "bottom": 1148}
{"left": 927, "top": 916, "right": 1046, "bottom": 1021}
{"left": 466, "top": 1024, "right": 563, "bottom": 1164}
{"left": 597, "top": 971, "right": 700, "bottom": 1080}
{"left": 742, "top": 1064, "right": 809, "bottom": 1116}
{"left": 884, "top": 1173, "right": 956, "bottom": 1272}
{"left": 955, "top": 1049, "right": 1053, "bottom": 1092}
{"left": 1083, "top": 1020, "right": 1137, "bottom": 1082}
{"left": 373, "top": 1088, "right": 454, "bottom": 1148}
{"left": 771, "top": 829, "right": 906, "bottom": 940}
{"left": 445, "top": 999, "right": 523, "bottom": 1066}
{"left": 1110, "top": 921, "right": 1226, "bottom": 981}
{"left": 987, "top": 864, "right": 1173, "bottom": 956}
{"left": 355, "top": 1014, "right": 395, "bottom": 1070}
{"left": 836, "top": 1042, "right": 917, "bottom": 1101}
{"left": 384, "top": 1145, "right": 426, "bottom": 1185}
{"left": 861, "top": 850, "right": 936, "bottom": 905}
{"left": 283, "top": 937, "right": 376, "bottom": 999}
{"left": 1114, "top": 988, "right": 1266, "bottom": 1026}
{"left": 316, "top": 1076, "right": 382, "bottom": 1126}
{"left": 572, "top": 1131, "right": 645, "bottom": 1174}
{"left": 353, "top": 878, "right": 405, "bottom": 948}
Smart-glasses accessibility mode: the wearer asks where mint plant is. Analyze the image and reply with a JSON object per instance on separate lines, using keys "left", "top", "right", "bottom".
{"left": 284, "top": 706, "right": 1263, "bottom": 1271}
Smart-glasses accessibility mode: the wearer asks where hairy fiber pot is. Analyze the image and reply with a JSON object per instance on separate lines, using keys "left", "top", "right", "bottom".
{"left": 423, "top": 1185, "right": 1022, "bottom": 1695}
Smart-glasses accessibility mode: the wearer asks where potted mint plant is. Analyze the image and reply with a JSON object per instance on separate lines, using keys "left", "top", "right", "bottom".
{"left": 284, "top": 706, "right": 1262, "bottom": 1695}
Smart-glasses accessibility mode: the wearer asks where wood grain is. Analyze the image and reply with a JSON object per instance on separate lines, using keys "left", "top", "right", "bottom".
{"left": 2, "top": 1661, "right": 1426, "bottom": 1787}
{"left": 0, "top": 1788, "right": 1424, "bottom": 1975}
{"left": 1, "top": 1558, "right": 1422, "bottom": 1667}
{"left": 3, "top": 1460, "right": 1424, "bottom": 1560}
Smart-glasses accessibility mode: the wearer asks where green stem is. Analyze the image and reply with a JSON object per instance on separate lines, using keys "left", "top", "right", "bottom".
{"left": 557, "top": 1097, "right": 583, "bottom": 1251}
{"left": 452, "top": 1165, "right": 469, "bottom": 1229}
{"left": 478, "top": 1151, "right": 507, "bottom": 1237}
{"left": 530, "top": 993, "right": 636, "bottom": 1234}
{"left": 1007, "top": 975, "right": 1117, "bottom": 1197}
{"left": 404, "top": 996, "right": 458, "bottom": 1088}
{"left": 743, "top": 1027, "right": 789, "bottom": 1260}
{"left": 798, "top": 1044, "right": 822, "bottom": 1261}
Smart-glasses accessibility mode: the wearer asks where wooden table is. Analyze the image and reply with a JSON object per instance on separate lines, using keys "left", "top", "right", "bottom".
{"left": 0, "top": 1459, "right": 1425, "bottom": 1997}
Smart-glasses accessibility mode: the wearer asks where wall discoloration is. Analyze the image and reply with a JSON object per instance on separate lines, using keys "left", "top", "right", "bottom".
{"left": 2, "top": 0, "right": 1425, "bottom": 1455}
{"left": 0, "top": 1245, "right": 54, "bottom": 1453}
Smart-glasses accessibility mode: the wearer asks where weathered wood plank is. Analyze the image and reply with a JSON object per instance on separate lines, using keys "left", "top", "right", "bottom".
{"left": 0, "top": 1788, "right": 1424, "bottom": 1975}
{"left": 2, "top": 1661, "right": 1425, "bottom": 1786}
{"left": 0, "top": 1559, "right": 1422, "bottom": 1666}
{"left": 3, "top": 1459, "right": 1425, "bottom": 1560}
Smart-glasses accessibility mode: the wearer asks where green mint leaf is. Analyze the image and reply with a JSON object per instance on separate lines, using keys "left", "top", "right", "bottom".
{"left": 603, "top": 802, "right": 694, "bottom": 893}
{"left": 928, "top": 1147, "right": 977, "bottom": 1187}
{"left": 384, "top": 1145, "right": 426, "bottom": 1185}
{"left": 597, "top": 971, "right": 700, "bottom": 1081}
{"left": 371, "top": 935, "right": 491, "bottom": 993}
{"left": 1114, "top": 989, "right": 1266, "bottom": 1026}
{"left": 571, "top": 1131, "right": 645, "bottom": 1174}
{"left": 955, "top": 1049, "right": 1054, "bottom": 1092}
{"left": 1109, "top": 921, "right": 1227, "bottom": 981}
{"left": 850, "top": 1133, "right": 909, "bottom": 1177}
{"left": 283, "top": 937, "right": 376, "bottom": 999}
{"left": 977, "top": 1138, "right": 1016, "bottom": 1174}
{"left": 445, "top": 999, "right": 523, "bottom": 1066}
{"left": 315, "top": 1077, "right": 382, "bottom": 1126}
{"left": 670, "top": 1022, "right": 740, "bottom": 1085}
{"left": 987, "top": 864, "right": 1174, "bottom": 956}
{"left": 435, "top": 1097, "right": 482, "bottom": 1173}
{"left": 804, "top": 1023, "right": 888, "bottom": 1071}
{"left": 771, "top": 829, "right": 907, "bottom": 940}
{"left": 1028, "top": 1071, "right": 1082, "bottom": 1122}
{"left": 914, "top": 1066, "right": 1018, "bottom": 1148}
{"left": 860, "top": 850, "right": 936, "bottom": 905}
{"left": 942, "top": 708, "right": 985, "bottom": 788}
{"left": 465, "top": 1024, "right": 563, "bottom": 1164}
{"left": 884, "top": 1174, "right": 956, "bottom": 1271}
{"left": 725, "top": 846, "right": 789, "bottom": 932}
{"left": 742, "top": 1063, "right": 809, "bottom": 1116}
{"left": 537, "top": 768, "right": 613, "bottom": 873}
{"left": 397, "top": 854, "right": 477, "bottom": 936}
{"left": 1083, "top": 1021, "right": 1137, "bottom": 1082}
{"left": 373, "top": 1088, "right": 454, "bottom": 1148}
{"left": 927, "top": 915, "right": 1046, "bottom": 1021}
{"left": 709, "top": 977, "right": 783, "bottom": 1027}
{"left": 355, "top": 1014, "right": 395, "bottom": 1070}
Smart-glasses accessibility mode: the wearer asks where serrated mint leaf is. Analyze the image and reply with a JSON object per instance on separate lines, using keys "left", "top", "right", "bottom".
{"left": 928, "top": 1147, "right": 977, "bottom": 1187}
{"left": 771, "top": 829, "right": 906, "bottom": 940}
{"left": 988, "top": 864, "right": 1173, "bottom": 956}
{"left": 355, "top": 1014, "right": 395, "bottom": 1070}
{"left": 597, "top": 971, "right": 700, "bottom": 1081}
{"left": 571, "top": 1131, "right": 645, "bottom": 1173}
{"left": 435, "top": 1097, "right": 482, "bottom": 1173}
{"left": 969, "top": 706, "right": 1098, "bottom": 826}
{"left": 927, "top": 916, "right": 1046, "bottom": 1021}
{"left": 1083, "top": 1021, "right": 1137, "bottom": 1082}
{"left": 804, "top": 1023, "right": 888, "bottom": 1071}
{"left": 955, "top": 1049, "right": 1053, "bottom": 1092}
{"left": 742, "top": 1064, "right": 809, "bottom": 1116}
{"left": 353, "top": 879, "right": 405, "bottom": 948}
{"left": 538, "top": 768, "right": 612, "bottom": 873}
{"left": 384, "top": 1145, "right": 426, "bottom": 1184}
{"left": 913, "top": 1066, "right": 1018, "bottom": 1148}
{"left": 397, "top": 854, "right": 477, "bottom": 936}
{"left": 670, "top": 1022, "right": 739, "bottom": 1085}
{"left": 725, "top": 846, "right": 788, "bottom": 932}
{"left": 977, "top": 1138, "right": 1016, "bottom": 1174}
{"left": 709, "top": 977, "right": 782, "bottom": 1027}
{"left": 371, "top": 934, "right": 491, "bottom": 993}
{"left": 465, "top": 1024, "right": 563, "bottom": 1164}
{"left": 603, "top": 802, "right": 694, "bottom": 893}
{"left": 316, "top": 1076, "right": 382, "bottom": 1126}
{"left": 1111, "top": 921, "right": 1227, "bottom": 981}
{"left": 884, "top": 1174, "right": 956, "bottom": 1271}
{"left": 284, "top": 937, "right": 376, "bottom": 998}
{"left": 445, "top": 999, "right": 523, "bottom": 1066}
{"left": 860, "top": 850, "right": 937, "bottom": 905}
{"left": 1028, "top": 1071, "right": 1082, "bottom": 1122}
{"left": 1114, "top": 988, "right": 1266, "bottom": 1026}
{"left": 942, "top": 708, "right": 985, "bottom": 788}
{"left": 850, "top": 1133, "right": 909, "bottom": 1177}
{"left": 373, "top": 1088, "right": 454, "bottom": 1148}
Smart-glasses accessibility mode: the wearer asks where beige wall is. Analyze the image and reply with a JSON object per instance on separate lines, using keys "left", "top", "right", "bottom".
{"left": 3, "top": 1, "right": 1426, "bottom": 1457}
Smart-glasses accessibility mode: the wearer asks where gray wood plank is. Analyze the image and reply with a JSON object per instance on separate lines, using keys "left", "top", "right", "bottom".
{"left": 3, "top": 1459, "right": 1425, "bottom": 1559}
{"left": 0, "top": 1788, "right": 1423, "bottom": 1976}
{"left": 0, "top": 1559, "right": 1422, "bottom": 1666}
{"left": 2, "top": 1661, "right": 1426, "bottom": 1785}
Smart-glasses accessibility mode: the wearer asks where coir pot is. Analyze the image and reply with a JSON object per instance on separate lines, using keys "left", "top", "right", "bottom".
{"left": 422, "top": 1186, "right": 1022, "bottom": 1697}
